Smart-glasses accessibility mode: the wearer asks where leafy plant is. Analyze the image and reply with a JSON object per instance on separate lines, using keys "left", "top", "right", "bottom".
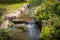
{"left": 54, "top": 29, "right": 60, "bottom": 40}
{"left": 35, "top": 0, "right": 60, "bottom": 40}
{"left": 0, "top": 19, "right": 3, "bottom": 24}
{"left": 0, "top": 28, "right": 13, "bottom": 40}
{"left": 40, "top": 26, "right": 55, "bottom": 40}
{"left": 29, "top": 0, "right": 42, "bottom": 7}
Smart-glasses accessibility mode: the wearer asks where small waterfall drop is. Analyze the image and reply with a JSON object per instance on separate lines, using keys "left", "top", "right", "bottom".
{"left": 11, "top": 18, "right": 40, "bottom": 40}
{"left": 25, "top": 18, "right": 40, "bottom": 40}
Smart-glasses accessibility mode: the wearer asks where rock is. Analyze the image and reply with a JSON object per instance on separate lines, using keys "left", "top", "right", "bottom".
{"left": 20, "top": 4, "right": 29, "bottom": 13}
{"left": 11, "top": 18, "right": 32, "bottom": 24}
{"left": 11, "top": 19, "right": 27, "bottom": 24}
{"left": 0, "top": 20, "right": 9, "bottom": 29}
{"left": 23, "top": 4, "right": 29, "bottom": 9}
{"left": 5, "top": 16, "right": 16, "bottom": 20}
{"left": 12, "top": 24, "right": 27, "bottom": 31}
{"left": 4, "top": 10, "right": 21, "bottom": 20}
{"left": 41, "top": 20, "right": 48, "bottom": 27}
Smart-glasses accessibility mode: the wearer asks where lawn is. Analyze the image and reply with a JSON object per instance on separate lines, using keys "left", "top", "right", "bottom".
{"left": 0, "top": 2, "right": 28, "bottom": 14}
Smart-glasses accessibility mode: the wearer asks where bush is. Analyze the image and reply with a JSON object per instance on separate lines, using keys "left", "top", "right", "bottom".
{"left": 0, "top": 28, "right": 13, "bottom": 40}
{"left": 0, "top": 19, "right": 3, "bottom": 24}
{"left": 54, "top": 30, "right": 60, "bottom": 40}
{"left": 36, "top": 7, "right": 49, "bottom": 24}
{"left": 40, "top": 26, "right": 60, "bottom": 40}
{"left": 35, "top": 0, "right": 60, "bottom": 24}
{"left": 29, "top": 0, "right": 42, "bottom": 7}
{"left": 40, "top": 26, "right": 55, "bottom": 40}
{"left": 34, "top": 0, "right": 60, "bottom": 40}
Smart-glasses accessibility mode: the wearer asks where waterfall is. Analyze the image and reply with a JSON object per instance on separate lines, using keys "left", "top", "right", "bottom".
{"left": 10, "top": 18, "right": 40, "bottom": 40}
{"left": 25, "top": 19, "right": 40, "bottom": 40}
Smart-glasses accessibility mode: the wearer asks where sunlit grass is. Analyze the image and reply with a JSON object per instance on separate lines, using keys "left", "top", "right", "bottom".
{"left": 0, "top": 2, "right": 28, "bottom": 13}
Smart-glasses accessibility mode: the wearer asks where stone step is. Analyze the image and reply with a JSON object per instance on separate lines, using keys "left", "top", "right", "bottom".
{"left": 11, "top": 24, "right": 28, "bottom": 30}
{"left": 11, "top": 18, "right": 32, "bottom": 24}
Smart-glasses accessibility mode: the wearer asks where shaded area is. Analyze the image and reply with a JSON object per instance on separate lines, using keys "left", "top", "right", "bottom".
{"left": 0, "top": 8, "right": 7, "bottom": 17}
{"left": 0, "top": 0, "right": 27, "bottom": 4}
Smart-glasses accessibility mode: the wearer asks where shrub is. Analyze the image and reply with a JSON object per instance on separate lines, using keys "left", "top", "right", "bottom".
{"left": 40, "top": 26, "right": 55, "bottom": 40}
{"left": 0, "top": 19, "right": 3, "bottom": 24}
{"left": 0, "top": 28, "right": 13, "bottom": 40}
{"left": 29, "top": 0, "right": 42, "bottom": 7}
{"left": 34, "top": 0, "right": 60, "bottom": 40}
{"left": 36, "top": 7, "right": 49, "bottom": 24}
{"left": 54, "top": 29, "right": 60, "bottom": 40}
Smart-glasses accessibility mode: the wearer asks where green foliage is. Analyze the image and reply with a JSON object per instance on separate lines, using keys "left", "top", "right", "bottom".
{"left": 0, "top": 0, "right": 25, "bottom": 2}
{"left": 0, "top": 0, "right": 27, "bottom": 4}
{"left": 36, "top": 6, "right": 49, "bottom": 24}
{"left": 54, "top": 29, "right": 60, "bottom": 40}
{"left": 0, "top": 19, "right": 3, "bottom": 24}
{"left": 0, "top": 28, "right": 13, "bottom": 40}
{"left": 29, "top": 0, "right": 42, "bottom": 7}
{"left": 52, "top": 17, "right": 60, "bottom": 27}
{"left": 34, "top": 0, "right": 60, "bottom": 40}
{"left": 40, "top": 26, "right": 60, "bottom": 40}
{"left": 35, "top": 0, "right": 60, "bottom": 24}
{"left": 40, "top": 26, "right": 55, "bottom": 40}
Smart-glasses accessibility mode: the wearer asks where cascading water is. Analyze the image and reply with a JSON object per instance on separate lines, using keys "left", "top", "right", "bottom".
{"left": 25, "top": 18, "right": 40, "bottom": 40}
{"left": 10, "top": 18, "right": 40, "bottom": 40}
{"left": 10, "top": 7, "right": 40, "bottom": 40}
{"left": 26, "top": 23, "right": 40, "bottom": 40}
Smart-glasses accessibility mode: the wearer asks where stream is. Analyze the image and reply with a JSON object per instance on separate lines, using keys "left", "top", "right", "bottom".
{"left": 1, "top": 5, "right": 41, "bottom": 40}
{"left": 10, "top": 18, "right": 40, "bottom": 40}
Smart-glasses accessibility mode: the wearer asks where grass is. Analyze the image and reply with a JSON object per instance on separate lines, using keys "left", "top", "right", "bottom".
{"left": 0, "top": 2, "right": 28, "bottom": 14}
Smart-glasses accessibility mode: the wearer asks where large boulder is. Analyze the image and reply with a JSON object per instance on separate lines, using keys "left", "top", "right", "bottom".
{"left": 0, "top": 20, "right": 9, "bottom": 29}
{"left": 12, "top": 24, "right": 28, "bottom": 31}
